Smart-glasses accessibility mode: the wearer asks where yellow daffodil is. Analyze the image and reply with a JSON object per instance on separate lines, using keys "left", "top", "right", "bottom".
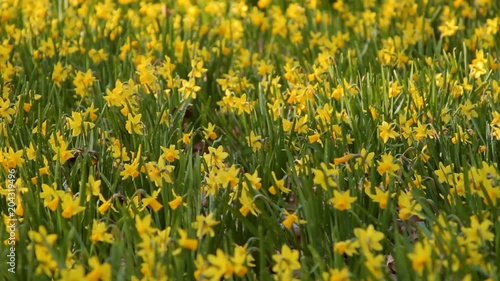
{"left": 61, "top": 194, "right": 86, "bottom": 218}
{"left": 329, "top": 190, "right": 357, "bottom": 211}
{"left": 378, "top": 121, "right": 399, "bottom": 143}
{"left": 177, "top": 228, "right": 198, "bottom": 251}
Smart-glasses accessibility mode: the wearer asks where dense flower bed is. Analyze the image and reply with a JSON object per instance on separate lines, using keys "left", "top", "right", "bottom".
{"left": 0, "top": 0, "right": 499, "bottom": 280}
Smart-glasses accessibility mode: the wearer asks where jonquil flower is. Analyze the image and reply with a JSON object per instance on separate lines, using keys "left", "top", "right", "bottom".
{"left": 85, "top": 175, "right": 101, "bottom": 201}
{"left": 246, "top": 130, "right": 262, "bottom": 152}
{"left": 160, "top": 144, "right": 180, "bottom": 162}
{"left": 322, "top": 267, "right": 351, "bottom": 281}
{"left": 135, "top": 214, "right": 152, "bottom": 236}
{"left": 120, "top": 146, "right": 141, "bottom": 180}
{"left": 203, "top": 249, "right": 234, "bottom": 280}
{"left": 203, "top": 122, "right": 218, "bottom": 140}
{"left": 376, "top": 153, "right": 400, "bottom": 176}
{"left": 66, "top": 111, "right": 95, "bottom": 137}
{"left": 177, "top": 228, "right": 198, "bottom": 251}
{"left": 312, "top": 163, "right": 339, "bottom": 190}
{"left": 354, "top": 224, "right": 384, "bottom": 253}
{"left": 168, "top": 189, "right": 187, "bottom": 210}
{"left": 407, "top": 240, "right": 432, "bottom": 275}
{"left": 244, "top": 170, "right": 262, "bottom": 189}
{"left": 203, "top": 145, "right": 229, "bottom": 169}
{"left": 329, "top": 190, "right": 357, "bottom": 211}
{"left": 90, "top": 220, "right": 113, "bottom": 244}
{"left": 269, "top": 171, "right": 291, "bottom": 195}
{"left": 178, "top": 78, "right": 201, "bottom": 100}
{"left": 239, "top": 188, "right": 261, "bottom": 217}
{"left": 142, "top": 189, "right": 163, "bottom": 212}
{"left": 61, "top": 194, "right": 86, "bottom": 218}
{"left": 365, "top": 186, "right": 392, "bottom": 209}
{"left": 334, "top": 153, "right": 356, "bottom": 165}
{"left": 378, "top": 121, "right": 399, "bottom": 143}
{"left": 192, "top": 213, "right": 220, "bottom": 238}
{"left": 282, "top": 210, "right": 306, "bottom": 230}
{"left": 272, "top": 244, "right": 301, "bottom": 280}
{"left": 125, "top": 113, "right": 144, "bottom": 135}
{"left": 86, "top": 256, "right": 112, "bottom": 281}
{"left": 462, "top": 215, "right": 494, "bottom": 244}
{"left": 333, "top": 239, "right": 359, "bottom": 256}
{"left": 438, "top": 18, "right": 459, "bottom": 37}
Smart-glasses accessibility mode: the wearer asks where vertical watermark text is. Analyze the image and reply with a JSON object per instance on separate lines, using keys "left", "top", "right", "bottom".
{"left": 6, "top": 168, "right": 17, "bottom": 274}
